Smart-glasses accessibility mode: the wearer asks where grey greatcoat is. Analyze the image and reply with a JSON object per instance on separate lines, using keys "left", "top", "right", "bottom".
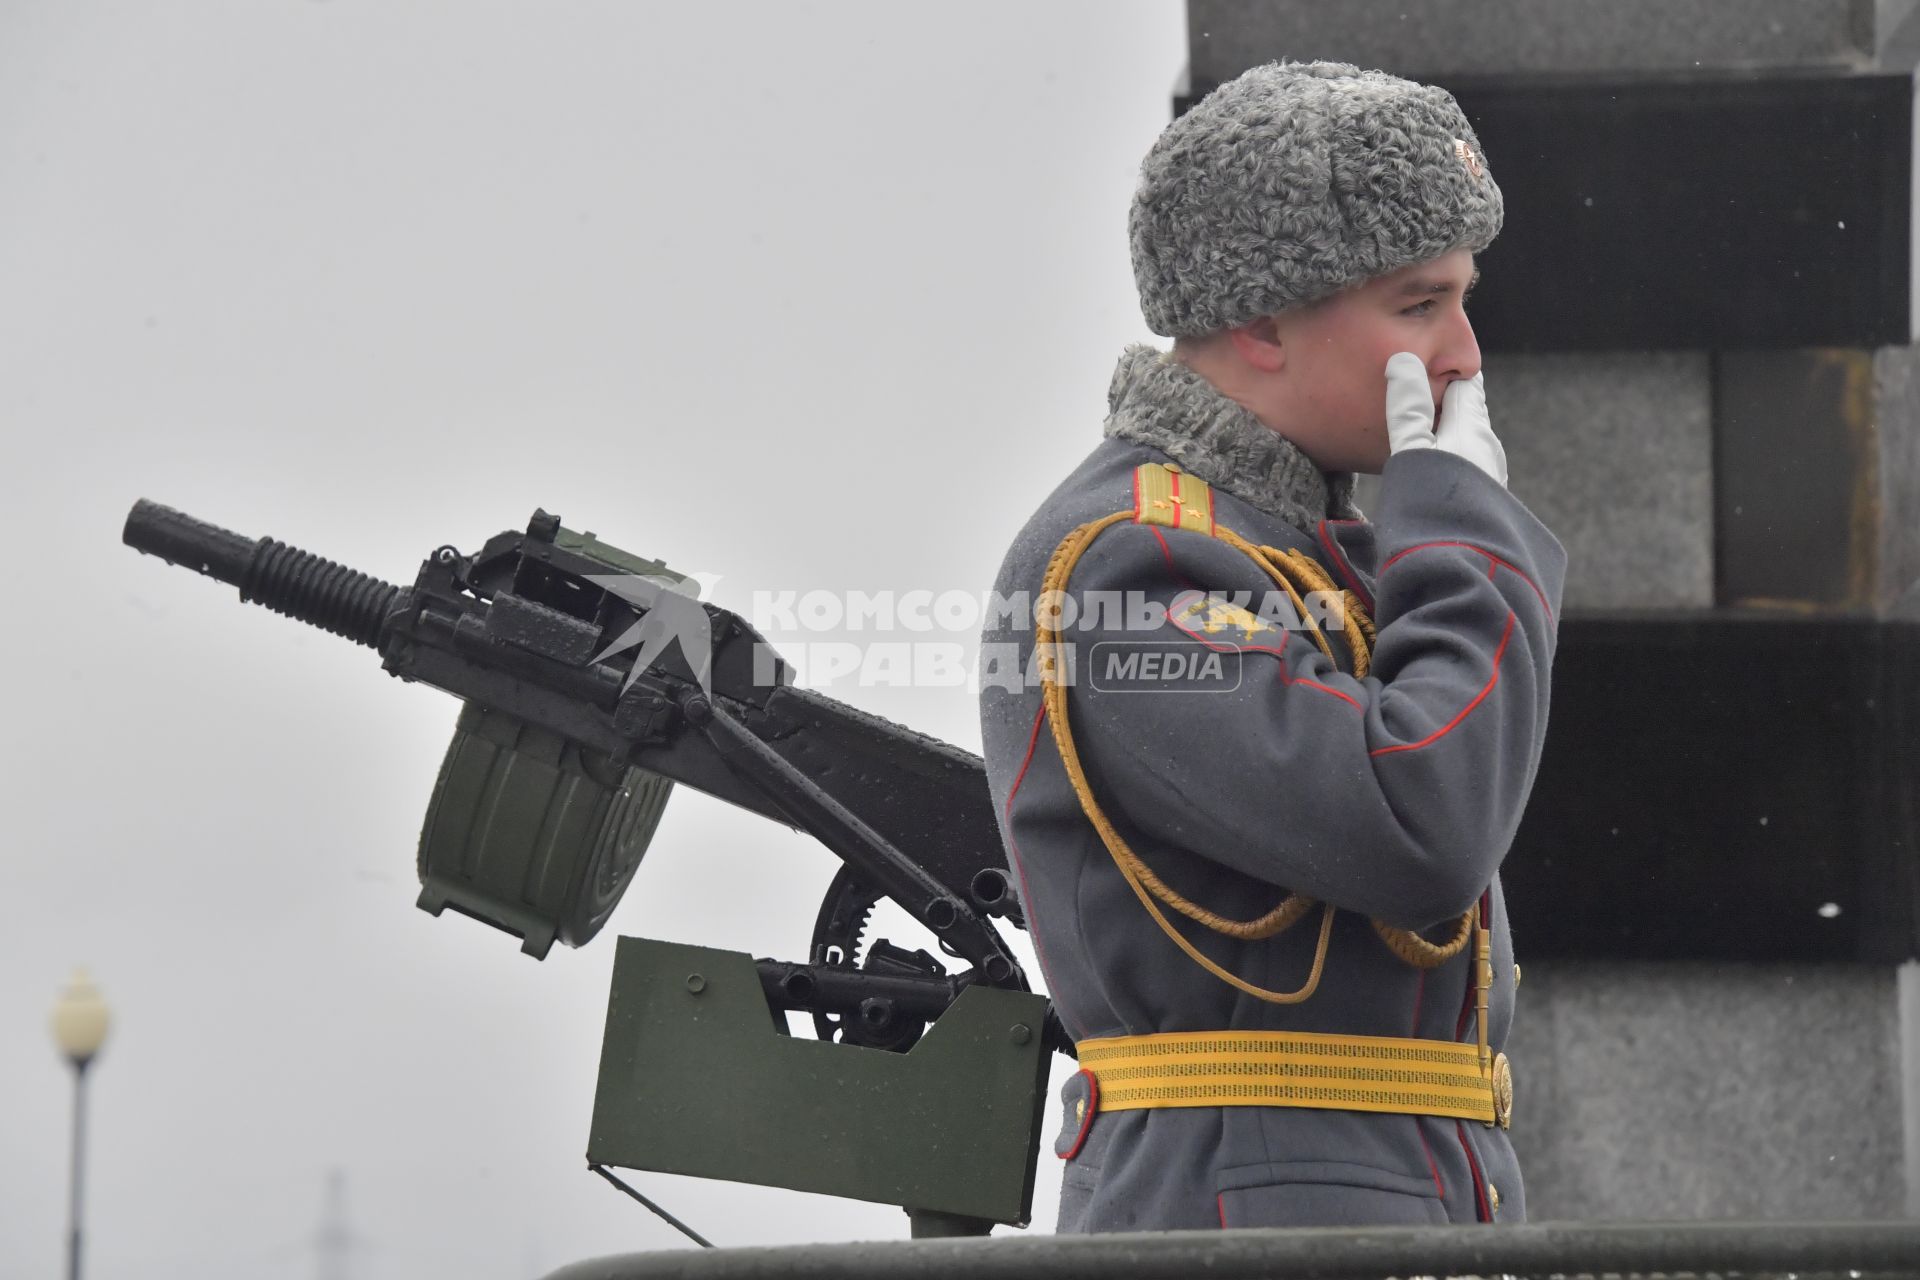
{"left": 979, "top": 347, "right": 1567, "bottom": 1232}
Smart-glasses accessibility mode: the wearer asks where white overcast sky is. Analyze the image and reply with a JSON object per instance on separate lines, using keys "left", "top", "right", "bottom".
{"left": 0, "top": 3, "right": 1188, "bottom": 1277}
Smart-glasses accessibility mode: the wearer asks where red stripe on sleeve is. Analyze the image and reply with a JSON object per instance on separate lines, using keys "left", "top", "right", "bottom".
{"left": 1380, "top": 541, "right": 1554, "bottom": 625}
{"left": 1369, "top": 612, "right": 1516, "bottom": 758}
{"left": 1295, "top": 678, "right": 1362, "bottom": 709}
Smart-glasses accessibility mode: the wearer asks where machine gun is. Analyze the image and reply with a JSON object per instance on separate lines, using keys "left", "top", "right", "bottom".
{"left": 121, "top": 500, "right": 1059, "bottom": 1238}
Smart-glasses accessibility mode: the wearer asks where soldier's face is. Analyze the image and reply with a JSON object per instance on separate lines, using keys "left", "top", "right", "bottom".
{"left": 1271, "top": 251, "right": 1482, "bottom": 474}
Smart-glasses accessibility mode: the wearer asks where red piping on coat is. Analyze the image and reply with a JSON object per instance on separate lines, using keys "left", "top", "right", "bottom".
{"left": 1149, "top": 527, "right": 1521, "bottom": 742}
{"left": 1057, "top": 1069, "right": 1099, "bottom": 1161}
{"left": 1411, "top": 969, "right": 1446, "bottom": 1198}
{"left": 1380, "top": 540, "right": 1555, "bottom": 626}
{"left": 1003, "top": 701, "right": 1081, "bottom": 1041}
{"left": 1455, "top": 1121, "right": 1492, "bottom": 1222}
{"left": 1151, "top": 531, "right": 1367, "bottom": 712}
{"left": 1148, "top": 526, "right": 1206, "bottom": 594}
{"left": 1421, "top": 1122, "right": 1447, "bottom": 1202}
{"left": 1164, "top": 608, "right": 1364, "bottom": 711}
{"left": 1369, "top": 612, "right": 1516, "bottom": 758}
{"left": 1293, "top": 677, "right": 1363, "bottom": 710}
{"left": 1451, "top": 890, "right": 1495, "bottom": 1220}
{"left": 1316, "top": 518, "right": 1376, "bottom": 615}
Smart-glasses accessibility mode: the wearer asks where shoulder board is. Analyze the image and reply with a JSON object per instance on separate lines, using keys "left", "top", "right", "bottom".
{"left": 1132, "top": 462, "right": 1215, "bottom": 538}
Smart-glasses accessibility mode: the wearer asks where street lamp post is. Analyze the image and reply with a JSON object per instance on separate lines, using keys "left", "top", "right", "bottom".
{"left": 51, "top": 969, "right": 110, "bottom": 1280}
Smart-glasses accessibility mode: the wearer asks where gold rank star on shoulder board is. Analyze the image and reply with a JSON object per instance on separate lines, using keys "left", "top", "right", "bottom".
{"left": 1133, "top": 462, "right": 1214, "bottom": 537}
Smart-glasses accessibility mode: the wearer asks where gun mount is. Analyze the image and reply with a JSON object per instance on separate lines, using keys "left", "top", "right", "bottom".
{"left": 122, "top": 499, "right": 1057, "bottom": 1234}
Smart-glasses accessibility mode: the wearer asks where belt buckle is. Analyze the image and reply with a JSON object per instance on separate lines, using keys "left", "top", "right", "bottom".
{"left": 1490, "top": 1052, "right": 1514, "bottom": 1129}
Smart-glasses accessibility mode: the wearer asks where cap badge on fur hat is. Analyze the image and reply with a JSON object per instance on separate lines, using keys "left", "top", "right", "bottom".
{"left": 1454, "top": 138, "right": 1485, "bottom": 180}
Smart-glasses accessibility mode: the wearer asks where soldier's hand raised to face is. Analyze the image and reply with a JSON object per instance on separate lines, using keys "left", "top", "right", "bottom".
{"left": 1383, "top": 351, "right": 1508, "bottom": 488}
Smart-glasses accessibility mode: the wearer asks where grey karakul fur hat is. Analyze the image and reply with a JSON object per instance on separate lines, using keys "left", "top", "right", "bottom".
{"left": 1130, "top": 60, "right": 1503, "bottom": 338}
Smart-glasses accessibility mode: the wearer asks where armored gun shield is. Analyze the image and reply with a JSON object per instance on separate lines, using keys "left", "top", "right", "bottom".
{"left": 588, "top": 939, "right": 1052, "bottom": 1228}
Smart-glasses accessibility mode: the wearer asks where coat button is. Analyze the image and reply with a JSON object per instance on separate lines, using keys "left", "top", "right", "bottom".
{"left": 1488, "top": 1181, "right": 1501, "bottom": 1216}
{"left": 1513, "top": 963, "right": 1523, "bottom": 989}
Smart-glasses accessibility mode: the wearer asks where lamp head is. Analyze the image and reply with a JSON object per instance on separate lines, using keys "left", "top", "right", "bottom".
{"left": 51, "top": 968, "right": 110, "bottom": 1067}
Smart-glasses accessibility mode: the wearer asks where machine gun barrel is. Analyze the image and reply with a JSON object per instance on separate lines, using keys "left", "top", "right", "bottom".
{"left": 124, "top": 499, "right": 403, "bottom": 648}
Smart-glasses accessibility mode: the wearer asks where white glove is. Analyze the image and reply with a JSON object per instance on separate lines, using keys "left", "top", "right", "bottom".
{"left": 1384, "top": 351, "right": 1508, "bottom": 488}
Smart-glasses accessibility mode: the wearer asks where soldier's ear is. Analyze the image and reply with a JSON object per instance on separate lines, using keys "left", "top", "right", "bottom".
{"left": 1226, "top": 315, "right": 1287, "bottom": 374}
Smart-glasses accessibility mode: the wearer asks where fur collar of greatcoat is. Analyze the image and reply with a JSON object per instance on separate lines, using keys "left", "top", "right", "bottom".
{"left": 1103, "top": 344, "right": 1362, "bottom": 536}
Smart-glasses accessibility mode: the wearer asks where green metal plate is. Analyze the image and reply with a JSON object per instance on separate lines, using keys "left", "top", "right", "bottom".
{"left": 588, "top": 938, "right": 1051, "bottom": 1226}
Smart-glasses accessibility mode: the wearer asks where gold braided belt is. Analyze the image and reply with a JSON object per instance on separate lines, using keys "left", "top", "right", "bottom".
{"left": 1046, "top": 461, "right": 1512, "bottom": 1128}
{"left": 1078, "top": 1030, "right": 1512, "bottom": 1127}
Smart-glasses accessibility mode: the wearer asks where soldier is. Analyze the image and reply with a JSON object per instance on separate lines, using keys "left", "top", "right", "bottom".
{"left": 979, "top": 62, "right": 1566, "bottom": 1231}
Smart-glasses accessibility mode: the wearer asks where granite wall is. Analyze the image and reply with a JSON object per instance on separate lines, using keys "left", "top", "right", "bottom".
{"left": 1188, "top": 0, "right": 1920, "bottom": 1223}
